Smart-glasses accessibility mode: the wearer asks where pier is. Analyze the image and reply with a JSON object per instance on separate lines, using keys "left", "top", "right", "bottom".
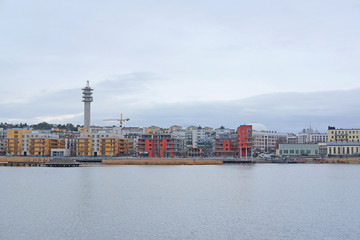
{"left": 45, "top": 158, "right": 80, "bottom": 167}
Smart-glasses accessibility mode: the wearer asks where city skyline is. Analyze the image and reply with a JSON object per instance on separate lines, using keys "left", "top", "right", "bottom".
{"left": 1, "top": 0, "right": 360, "bottom": 132}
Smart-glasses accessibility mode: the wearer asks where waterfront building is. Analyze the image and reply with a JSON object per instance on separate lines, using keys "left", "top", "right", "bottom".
{"left": 327, "top": 141, "right": 360, "bottom": 156}
{"left": 76, "top": 137, "right": 92, "bottom": 156}
{"left": 318, "top": 142, "right": 328, "bottom": 157}
{"left": 0, "top": 128, "right": 6, "bottom": 155}
{"left": 190, "top": 126, "right": 216, "bottom": 156}
{"left": 6, "top": 129, "right": 31, "bottom": 155}
{"left": 51, "top": 148, "right": 70, "bottom": 157}
{"left": 76, "top": 131, "right": 129, "bottom": 156}
{"left": 327, "top": 126, "right": 360, "bottom": 142}
{"left": 215, "top": 134, "right": 238, "bottom": 157}
{"left": 27, "top": 138, "right": 64, "bottom": 156}
{"left": 278, "top": 144, "right": 319, "bottom": 156}
{"left": 137, "top": 133, "right": 182, "bottom": 157}
{"left": 22, "top": 131, "right": 65, "bottom": 156}
{"left": 99, "top": 137, "right": 129, "bottom": 156}
{"left": 187, "top": 147, "right": 203, "bottom": 157}
{"left": 237, "top": 125, "right": 252, "bottom": 157}
{"left": 252, "top": 131, "right": 288, "bottom": 154}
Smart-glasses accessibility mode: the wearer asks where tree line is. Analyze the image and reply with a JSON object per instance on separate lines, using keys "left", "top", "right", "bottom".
{"left": 0, "top": 122, "right": 79, "bottom": 131}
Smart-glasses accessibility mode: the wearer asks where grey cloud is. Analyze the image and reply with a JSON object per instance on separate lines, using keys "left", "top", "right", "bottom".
{"left": 1, "top": 82, "right": 360, "bottom": 133}
{"left": 95, "top": 72, "right": 161, "bottom": 95}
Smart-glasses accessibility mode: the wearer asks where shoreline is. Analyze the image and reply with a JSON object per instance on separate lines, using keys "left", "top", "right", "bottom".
{"left": 1, "top": 156, "right": 360, "bottom": 166}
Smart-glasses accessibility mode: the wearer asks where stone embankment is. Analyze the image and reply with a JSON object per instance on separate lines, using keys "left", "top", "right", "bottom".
{"left": 102, "top": 158, "right": 223, "bottom": 165}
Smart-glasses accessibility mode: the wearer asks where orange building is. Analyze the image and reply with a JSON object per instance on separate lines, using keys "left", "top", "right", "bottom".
{"left": 237, "top": 125, "right": 253, "bottom": 157}
{"left": 215, "top": 138, "right": 238, "bottom": 157}
{"left": 6, "top": 129, "right": 31, "bottom": 155}
{"left": 99, "top": 138, "right": 129, "bottom": 156}
{"left": 76, "top": 137, "right": 92, "bottom": 156}
{"left": 28, "top": 138, "right": 65, "bottom": 156}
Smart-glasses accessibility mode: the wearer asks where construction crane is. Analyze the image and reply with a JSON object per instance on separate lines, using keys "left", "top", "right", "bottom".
{"left": 103, "top": 114, "right": 130, "bottom": 127}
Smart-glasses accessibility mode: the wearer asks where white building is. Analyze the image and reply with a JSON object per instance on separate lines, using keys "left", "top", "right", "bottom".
{"left": 253, "top": 130, "right": 288, "bottom": 153}
{"left": 298, "top": 127, "right": 327, "bottom": 144}
{"left": 0, "top": 128, "right": 6, "bottom": 155}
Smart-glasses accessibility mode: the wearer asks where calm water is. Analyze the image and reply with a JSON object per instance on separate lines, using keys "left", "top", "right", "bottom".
{"left": 1, "top": 164, "right": 360, "bottom": 240}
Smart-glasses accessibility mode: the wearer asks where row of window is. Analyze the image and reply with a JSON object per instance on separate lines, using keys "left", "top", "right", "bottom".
{"left": 331, "top": 130, "right": 359, "bottom": 134}
{"left": 328, "top": 146, "right": 359, "bottom": 155}
{"left": 280, "top": 149, "right": 318, "bottom": 155}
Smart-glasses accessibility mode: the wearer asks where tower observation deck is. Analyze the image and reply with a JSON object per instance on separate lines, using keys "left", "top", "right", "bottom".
{"left": 82, "top": 81, "right": 93, "bottom": 129}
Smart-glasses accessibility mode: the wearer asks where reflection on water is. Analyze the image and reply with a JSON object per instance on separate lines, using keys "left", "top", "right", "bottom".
{"left": 1, "top": 164, "right": 360, "bottom": 240}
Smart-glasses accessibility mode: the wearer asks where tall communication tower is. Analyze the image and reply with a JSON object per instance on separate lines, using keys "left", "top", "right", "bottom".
{"left": 82, "top": 80, "right": 93, "bottom": 129}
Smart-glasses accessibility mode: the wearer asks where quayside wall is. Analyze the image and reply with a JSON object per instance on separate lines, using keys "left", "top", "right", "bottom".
{"left": 102, "top": 158, "right": 223, "bottom": 165}
{"left": 306, "top": 157, "right": 360, "bottom": 163}
{"left": 0, "top": 156, "right": 51, "bottom": 163}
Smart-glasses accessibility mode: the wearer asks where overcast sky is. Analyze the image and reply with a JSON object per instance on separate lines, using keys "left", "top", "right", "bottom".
{"left": 1, "top": 0, "right": 360, "bottom": 132}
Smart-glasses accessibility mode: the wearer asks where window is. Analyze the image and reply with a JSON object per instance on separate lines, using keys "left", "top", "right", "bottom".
{"left": 284, "top": 150, "right": 288, "bottom": 154}
{"left": 290, "top": 150, "right": 294, "bottom": 154}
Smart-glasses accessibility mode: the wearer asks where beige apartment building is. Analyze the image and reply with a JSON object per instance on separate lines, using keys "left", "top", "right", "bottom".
{"left": 328, "top": 127, "right": 360, "bottom": 142}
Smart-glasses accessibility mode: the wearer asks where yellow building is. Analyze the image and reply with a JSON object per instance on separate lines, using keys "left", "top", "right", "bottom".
{"left": 76, "top": 137, "right": 92, "bottom": 156}
{"left": 328, "top": 127, "right": 360, "bottom": 142}
{"left": 144, "top": 126, "right": 161, "bottom": 134}
{"left": 76, "top": 136, "right": 129, "bottom": 156}
{"left": 327, "top": 142, "right": 360, "bottom": 155}
{"left": 28, "top": 138, "right": 65, "bottom": 156}
{"left": 169, "top": 125, "right": 182, "bottom": 132}
{"left": 99, "top": 138, "right": 129, "bottom": 156}
{"left": 6, "top": 129, "right": 31, "bottom": 155}
{"left": 78, "top": 126, "right": 90, "bottom": 133}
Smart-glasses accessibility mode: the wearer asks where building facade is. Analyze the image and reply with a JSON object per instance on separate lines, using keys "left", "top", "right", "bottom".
{"left": 138, "top": 133, "right": 182, "bottom": 157}
{"left": 76, "top": 131, "right": 129, "bottom": 156}
{"left": 279, "top": 144, "right": 319, "bottom": 156}
{"left": 328, "top": 127, "right": 360, "bottom": 142}
{"left": 6, "top": 129, "right": 31, "bottom": 155}
{"left": 237, "top": 125, "right": 252, "bottom": 157}
{"left": 327, "top": 142, "right": 360, "bottom": 156}
{"left": 0, "top": 128, "right": 6, "bottom": 155}
{"left": 298, "top": 128, "right": 327, "bottom": 143}
{"left": 252, "top": 131, "right": 287, "bottom": 154}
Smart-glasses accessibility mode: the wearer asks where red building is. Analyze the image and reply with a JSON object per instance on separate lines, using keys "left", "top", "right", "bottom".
{"left": 237, "top": 125, "right": 253, "bottom": 157}
{"left": 138, "top": 134, "right": 181, "bottom": 157}
{"left": 215, "top": 138, "right": 238, "bottom": 157}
